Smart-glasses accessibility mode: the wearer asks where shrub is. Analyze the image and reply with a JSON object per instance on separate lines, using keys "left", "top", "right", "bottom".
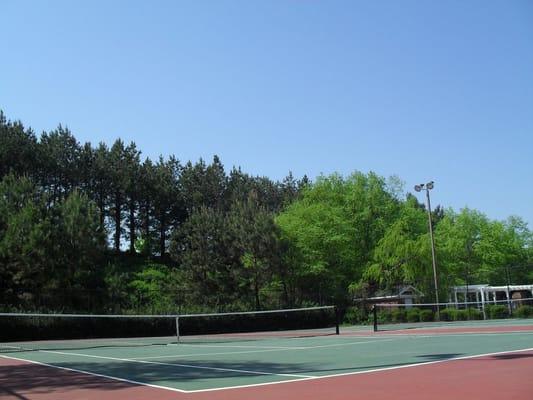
{"left": 440, "top": 308, "right": 453, "bottom": 321}
{"left": 419, "top": 309, "right": 434, "bottom": 322}
{"left": 376, "top": 311, "right": 389, "bottom": 323}
{"left": 406, "top": 308, "right": 420, "bottom": 322}
{"left": 453, "top": 309, "right": 469, "bottom": 321}
{"left": 466, "top": 308, "right": 483, "bottom": 320}
{"left": 487, "top": 304, "right": 509, "bottom": 319}
{"left": 439, "top": 307, "right": 483, "bottom": 321}
{"left": 391, "top": 309, "right": 407, "bottom": 323}
{"left": 343, "top": 307, "right": 366, "bottom": 325}
{"left": 515, "top": 305, "right": 533, "bottom": 318}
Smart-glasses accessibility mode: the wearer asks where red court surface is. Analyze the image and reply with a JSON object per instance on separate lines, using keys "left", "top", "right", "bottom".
{"left": 1, "top": 349, "right": 532, "bottom": 400}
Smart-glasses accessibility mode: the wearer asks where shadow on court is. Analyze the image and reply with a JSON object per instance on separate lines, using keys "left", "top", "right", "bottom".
{"left": 490, "top": 353, "right": 533, "bottom": 360}
{"left": 416, "top": 353, "right": 463, "bottom": 361}
{"left": 0, "top": 356, "right": 322, "bottom": 397}
{"left": 0, "top": 360, "right": 134, "bottom": 400}
{"left": 0, "top": 355, "right": 457, "bottom": 396}
{"left": 2, "top": 348, "right": 532, "bottom": 400}
{"left": 3, "top": 349, "right": 529, "bottom": 398}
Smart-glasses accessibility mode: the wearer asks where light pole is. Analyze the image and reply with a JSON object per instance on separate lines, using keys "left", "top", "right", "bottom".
{"left": 414, "top": 181, "right": 440, "bottom": 320}
{"left": 505, "top": 264, "right": 512, "bottom": 316}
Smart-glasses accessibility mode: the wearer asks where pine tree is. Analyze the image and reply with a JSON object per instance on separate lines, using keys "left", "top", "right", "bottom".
{"left": 124, "top": 143, "right": 141, "bottom": 254}
{"left": 108, "top": 139, "right": 128, "bottom": 252}
{"left": 0, "top": 112, "right": 39, "bottom": 179}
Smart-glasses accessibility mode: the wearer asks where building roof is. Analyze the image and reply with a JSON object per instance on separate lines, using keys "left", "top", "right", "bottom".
{"left": 453, "top": 284, "right": 533, "bottom": 292}
{"left": 354, "top": 285, "right": 424, "bottom": 303}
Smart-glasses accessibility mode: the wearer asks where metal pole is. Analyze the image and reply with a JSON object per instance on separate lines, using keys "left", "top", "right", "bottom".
{"left": 373, "top": 305, "right": 378, "bottom": 332}
{"left": 425, "top": 188, "right": 440, "bottom": 320}
{"left": 334, "top": 306, "right": 340, "bottom": 335}
{"left": 505, "top": 265, "right": 512, "bottom": 316}
{"left": 465, "top": 270, "right": 469, "bottom": 309}
{"left": 175, "top": 316, "right": 180, "bottom": 344}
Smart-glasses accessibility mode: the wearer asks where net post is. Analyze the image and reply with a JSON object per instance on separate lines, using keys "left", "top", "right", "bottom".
{"left": 372, "top": 305, "right": 378, "bottom": 332}
{"left": 334, "top": 306, "right": 340, "bottom": 335}
{"left": 175, "top": 316, "right": 180, "bottom": 344}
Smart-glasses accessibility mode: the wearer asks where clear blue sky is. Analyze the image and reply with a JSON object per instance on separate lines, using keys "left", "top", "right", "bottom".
{"left": 2, "top": 0, "right": 532, "bottom": 226}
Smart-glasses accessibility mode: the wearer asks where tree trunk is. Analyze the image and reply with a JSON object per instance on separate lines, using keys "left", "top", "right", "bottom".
{"left": 98, "top": 193, "right": 105, "bottom": 231}
{"left": 114, "top": 193, "right": 121, "bottom": 252}
{"left": 159, "top": 214, "right": 166, "bottom": 257}
{"left": 129, "top": 199, "right": 136, "bottom": 254}
{"left": 254, "top": 265, "right": 260, "bottom": 310}
{"left": 143, "top": 203, "right": 151, "bottom": 256}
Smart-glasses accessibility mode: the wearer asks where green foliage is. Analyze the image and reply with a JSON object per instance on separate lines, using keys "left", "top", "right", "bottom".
{"left": 486, "top": 304, "right": 509, "bottom": 319}
{"left": 0, "top": 175, "right": 106, "bottom": 310}
{"left": 378, "top": 307, "right": 433, "bottom": 323}
{"left": 515, "top": 305, "right": 533, "bottom": 318}
{"left": 439, "top": 308, "right": 453, "bottom": 321}
{"left": 406, "top": 308, "right": 420, "bottom": 322}
{"left": 127, "top": 265, "right": 178, "bottom": 313}
{"left": 231, "top": 194, "right": 282, "bottom": 309}
{"left": 52, "top": 190, "right": 107, "bottom": 292}
{"left": 453, "top": 309, "right": 469, "bottom": 321}
{"left": 169, "top": 194, "right": 285, "bottom": 311}
{"left": 170, "top": 206, "right": 242, "bottom": 309}
{"left": 277, "top": 172, "right": 401, "bottom": 305}
{"left": 0, "top": 175, "right": 52, "bottom": 305}
{"left": 391, "top": 308, "right": 406, "bottom": 323}
{"left": 440, "top": 308, "right": 459, "bottom": 321}
{"left": 364, "top": 196, "right": 430, "bottom": 293}
{"left": 436, "top": 209, "right": 531, "bottom": 293}
{"left": 419, "top": 309, "right": 434, "bottom": 322}
{"left": 440, "top": 308, "right": 482, "bottom": 321}
{"left": 0, "top": 112, "right": 39, "bottom": 178}
{"left": 467, "top": 308, "right": 483, "bottom": 320}
{"left": 343, "top": 307, "right": 367, "bottom": 325}
{"left": 1, "top": 109, "right": 532, "bottom": 316}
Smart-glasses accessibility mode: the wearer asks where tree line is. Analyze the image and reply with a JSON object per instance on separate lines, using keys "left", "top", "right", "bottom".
{"left": 0, "top": 110, "right": 307, "bottom": 312}
{"left": 1, "top": 110, "right": 532, "bottom": 315}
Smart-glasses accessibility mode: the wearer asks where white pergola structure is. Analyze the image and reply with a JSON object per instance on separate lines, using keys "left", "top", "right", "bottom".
{"left": 451, "top": 284, "right": 533, "bottom": 307}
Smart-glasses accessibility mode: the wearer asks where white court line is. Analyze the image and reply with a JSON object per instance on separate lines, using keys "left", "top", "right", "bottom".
{"left": 132, "top": 338, "right": 400, "bottom": 360}
{"left": 37, "top": 349, "right": 314, "bottom": 378}
{"left": 132, "top": 347, "right": 306, "bottom": 360}
{"left": 89, "top": 331, "right": 533, "bottom": 362}
{"left": 2, "top": 346, "right": 533, "bottom": 394}
{"left": 358, "top": 331, "right": 533, "bottom": 339}
{"left": 186, "top": 347, "right": 533, "bottom": 393}
{"left": 175, "top": 343, "right": 300, "bottom": 349}
{"left": 0, "top": 354, "right": 188, "bottom": 393}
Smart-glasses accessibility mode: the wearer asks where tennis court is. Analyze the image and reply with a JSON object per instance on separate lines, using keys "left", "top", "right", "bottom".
{"left": 1, "top": 317, "right": 533, "bottom": 400}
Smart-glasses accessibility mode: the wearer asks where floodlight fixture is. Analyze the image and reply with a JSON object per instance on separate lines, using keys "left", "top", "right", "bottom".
{"left": 413, "top": 180, "right": 439, "bottom": 320}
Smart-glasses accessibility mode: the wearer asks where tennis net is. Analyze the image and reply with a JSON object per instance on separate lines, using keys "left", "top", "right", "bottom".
{"left": 0, "top": 306, "right": 339, "bottom": 352}
{"left": 372, "top": 299, "right": 533, "bottom": 332}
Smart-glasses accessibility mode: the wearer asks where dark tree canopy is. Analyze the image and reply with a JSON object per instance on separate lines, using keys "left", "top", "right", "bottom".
{"left": 0, "top": 110, "right": 531, "bottom": 315}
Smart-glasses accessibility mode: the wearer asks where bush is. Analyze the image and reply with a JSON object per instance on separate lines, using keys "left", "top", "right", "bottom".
{"left": 343, "top": 307, "right": 366, "bottom": 325}
{"left": 453, "top": 309, "right": 469, "bottom": 321}
{"left": 419, "top": 309, "right": 434, "bottom": 322}
{"left": 440, "top": 308, "right": 453, "bottom": 321}
{"left": 466, "top": 308, "right": 483, "bottom": 320}
{"left": 406, "top": 308, "right": 420, "bottom": 322}
{"left": 439, "top": 308, "right": 466, "bottom": 321}
{"left": 487, "top": 304, "right": 509, "bottom": 319}
{"left": 391, "top": 309, "right": 406, "bottom": 323}
{"left": 376, "top": 311, "right": 390, "bottom": 324}
{"left": 515, "top": 305, "right": 533, "bottom": 318}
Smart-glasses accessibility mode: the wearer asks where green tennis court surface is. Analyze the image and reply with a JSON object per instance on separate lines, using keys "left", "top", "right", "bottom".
{"left": 2, "top": 320, "right": 533, "bottom": 396}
